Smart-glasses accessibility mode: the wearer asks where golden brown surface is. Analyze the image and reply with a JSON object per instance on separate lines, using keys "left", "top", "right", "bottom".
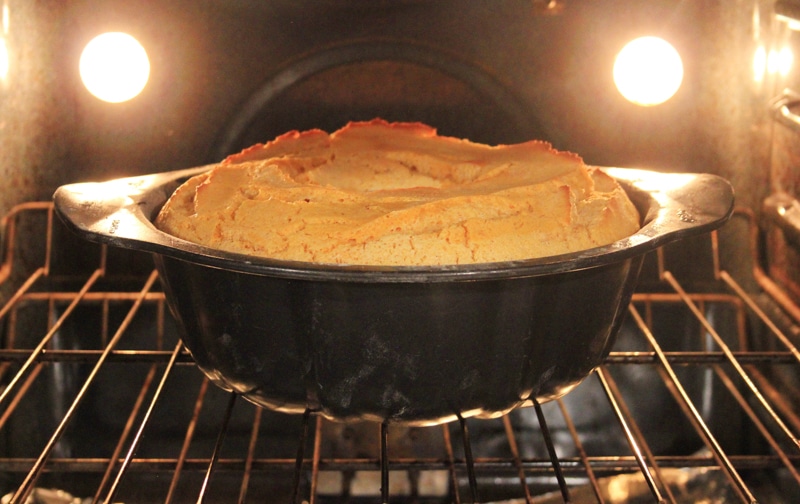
{"left": 155, "top": 119, "right": 640, "bottom": 266}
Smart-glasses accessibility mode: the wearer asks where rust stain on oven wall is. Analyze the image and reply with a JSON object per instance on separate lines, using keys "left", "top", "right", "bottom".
{"left": 0, "top": 1, "right": 73, "bottom": 216}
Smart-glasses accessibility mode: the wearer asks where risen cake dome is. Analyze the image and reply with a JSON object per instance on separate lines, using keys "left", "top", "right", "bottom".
{"left": 155, "top": 119, "right": 640, "bottom": 266}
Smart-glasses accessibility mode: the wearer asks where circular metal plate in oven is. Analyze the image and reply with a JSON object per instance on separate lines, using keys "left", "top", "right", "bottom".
{"left": 211, "top": 42, "right": 546, "bottom": 160}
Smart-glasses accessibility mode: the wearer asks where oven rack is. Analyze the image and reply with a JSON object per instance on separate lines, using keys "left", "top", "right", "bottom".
{"left": 0, "top": 202, "right": 798, "bottom": 503}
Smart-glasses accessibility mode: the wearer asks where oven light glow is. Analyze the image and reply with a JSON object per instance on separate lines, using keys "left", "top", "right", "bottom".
{"left": 613, "top": 36, "right": 683, "bottom": 107}
{"left": 753, "top": 45, "right": 767, "bottom": 83}
{"left": 779, "top": 46, "right": 794, "bottom": 76}
{"left": 768, "top": 46, "right": 794, "bottom": 77}
{"left": 79, "top": 32, "right": 150, "bottom": 103}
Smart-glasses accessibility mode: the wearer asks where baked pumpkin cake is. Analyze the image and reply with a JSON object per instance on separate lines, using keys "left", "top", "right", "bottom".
{"left": 155, "top": 119, "right": 640, "bottom": 266}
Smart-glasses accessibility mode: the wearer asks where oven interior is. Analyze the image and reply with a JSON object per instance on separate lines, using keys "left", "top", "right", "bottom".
{"left": 0, "top": 199, "right": 798, "bottom": 503}
{"left": 1, "top": 0, "right": 800, "bottom": 502}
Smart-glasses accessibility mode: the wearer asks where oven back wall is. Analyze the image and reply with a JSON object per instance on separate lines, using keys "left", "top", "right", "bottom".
{"left": 0, "top": 0, "right": 772, "bottom": 212}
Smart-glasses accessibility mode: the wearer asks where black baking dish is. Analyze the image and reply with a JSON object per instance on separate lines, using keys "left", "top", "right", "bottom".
{"left": 52, "top": 166, "right": 734, "bottom": 425}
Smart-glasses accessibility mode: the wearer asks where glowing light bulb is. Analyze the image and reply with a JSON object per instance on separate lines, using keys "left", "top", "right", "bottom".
{"left": 778, "top": 46, "right": 794, "bottom": 77}
{"left": 767, "top": 48, "right": 781, "bottom": 75}
{"left": 613, "top": 36, "right": 684, "bottom": 107}
{"left": 80, "top": 32, "right": 150, "bottom": 103}
{"left": 753, "top": 45, "right": 767, "bottom": 83}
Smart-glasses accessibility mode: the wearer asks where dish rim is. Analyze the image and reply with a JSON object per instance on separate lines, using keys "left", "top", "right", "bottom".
{"left": 53, "top": 165, "right": 734, "bottom": 282}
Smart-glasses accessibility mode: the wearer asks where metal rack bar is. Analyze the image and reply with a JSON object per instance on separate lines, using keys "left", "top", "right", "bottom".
{"left": 747, "top": 366, "right": 800, "bottom": 434}
{"left": 664, "top": 271, "right": 800, "bottom": 451}
{"left": 501, "top": 414, "right": 533, "bottom": 504}
{"left": 532, "top": 400, "right": 570, "bottom": 503}
{"left": 291, "top": 410, "right": 312, "bottom": 504}
{"left": 604, "top": 351, "right": 797, "bottom": 364}
{"left": 458, "top": 415, "right": 480, "bottom": 503}
{"left": 713, "top": 364, "right": 800, "bottom": 484}
{"left": 8, "top": 291, "right": 166, "bottom": 303}
{"left": 721, "top": 270, "right": 800, "bottom": 364}
{"left": 309, "top": 416, "right": 323, "bottom": 504}
{"left": 238, "top": 406, "right": 263, "bottom": 504}
{"left": 0, "top": 266, "right": 103, "bottom": 405}
{"left": 1, "top": 453, "right": 795, "bottom": 474}
{"left": 197, "top": 392, "right": 237, "bottom": 503}
{"left": 0, "top": 268, "right": 46, "bottom": 394}
{"left": 380, "top": 422, "right": 390, "bottom": 503}
{"left": 10, "top": 270, "right": 160, "bottom": 504}
{"left": 166, "top": 378, "right": 211, "bottom": 504}
{"left": 628, "top": 304, "right": 755, "bottom": 503}
{"left": 595, "top": 367, "right": 667, "bottom": 503}
{"left": 556, "top": 398, "right": 605, "bottom": 503}
{"left": 0, "top": 348, "right": 794, "bottom": 365}
{"left": 0, "top": 348, "right": 194, "bottom": 363}
{"left": 91, "top": 294, "right": 169, "bottom": 502}
{"left": 2, "top": 203, "right": 800, "bottom": 502}
{"left": 102, "top": 338, "right": 185, "bottom": 503}
{"left": 0, "top": 363, "right": 43, "bottom": 432}
{"left": 0, "top": 202, "right": 53, "bottom": 285}
{"left": 441, "top": 420, "right": 462, "bottom": 504}
{"left": 737, "top": 207, "right": 800, "bottom": 325}
{"left": 91, "top": 362, "right": 160, "bottom": 504}
{"left": 0, "top": 268, "right": 46, "bottom": 322}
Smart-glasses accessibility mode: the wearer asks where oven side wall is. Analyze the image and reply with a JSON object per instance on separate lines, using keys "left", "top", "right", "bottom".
{"left": 0, "top": 0, "right": 74, "bottom": 215}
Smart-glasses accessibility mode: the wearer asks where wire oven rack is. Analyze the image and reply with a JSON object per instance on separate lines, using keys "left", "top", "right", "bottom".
{"left": 0, "top": 202, "right": 798, "bottom": 503}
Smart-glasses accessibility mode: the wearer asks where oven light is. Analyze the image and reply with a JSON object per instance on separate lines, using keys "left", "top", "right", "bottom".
{"left": 768, "top": 46, "right": 794, "bottom": 77}
{"left": 779, "top": 46, "right": 794, "bottom": 76}
{"left": 754, "top": 45, "right": 767, "bottom": 83}
{"left": 79, "top": 32, "right": 150, "bottom": 103}
{"left": 613, "top": 36, "right": 683, "bottom": 107}
{"left": 756, "top": 45, "right": 794, "bottom": 82}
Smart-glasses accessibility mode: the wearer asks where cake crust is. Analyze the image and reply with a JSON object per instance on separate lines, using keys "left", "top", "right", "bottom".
{"left": 155, "top": 119, "right": 640, "bottom": 266}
